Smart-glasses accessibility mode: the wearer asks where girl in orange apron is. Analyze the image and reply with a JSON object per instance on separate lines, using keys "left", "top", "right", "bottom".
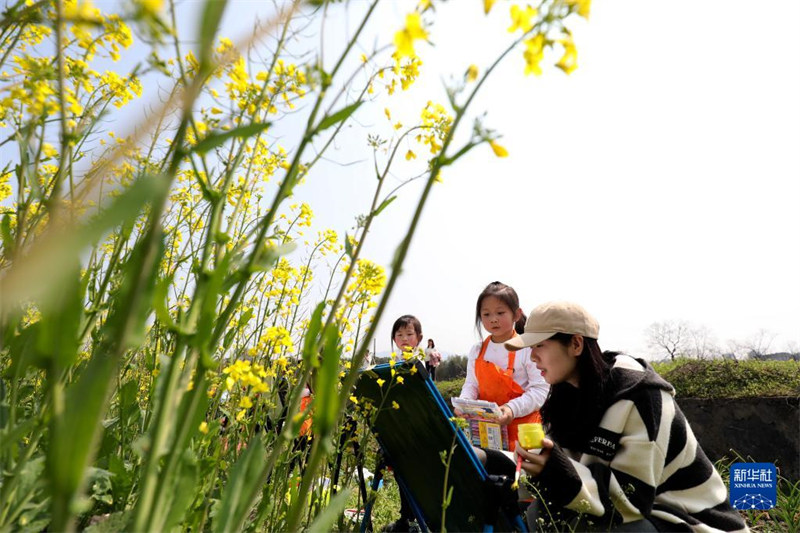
{"left": 475, "top": 335, "right": 542, "bottom": 449}
{"left": 457, "top": 281, "right": 549, "bottom": 451}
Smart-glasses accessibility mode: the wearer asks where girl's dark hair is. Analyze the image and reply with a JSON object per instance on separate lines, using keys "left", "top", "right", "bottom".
{"left": 390, "top": 315, "right": 422, "bottom": 345}
{"left": 514, "top": 311, "right": 527, "bottom": 335}
{"left": 474, "top": 281, "right": 522, "bottom": 335}
{"left": 427, "top": 339, "right": 435, "bottom": 348}
{"left": 540, "top": 333, "right": 619, "bottom": 451}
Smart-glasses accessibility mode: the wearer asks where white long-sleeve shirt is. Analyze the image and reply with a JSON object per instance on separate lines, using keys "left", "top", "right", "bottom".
{"left": 458, "top": 338, "right": 549, "bottom": 418}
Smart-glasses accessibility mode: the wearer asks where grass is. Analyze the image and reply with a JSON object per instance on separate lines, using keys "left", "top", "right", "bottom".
{"left": 341, "top": 469, "right": 402, "bottom": 532}
{"left": 653, "top": 359, "right": 800, "bottom": 399}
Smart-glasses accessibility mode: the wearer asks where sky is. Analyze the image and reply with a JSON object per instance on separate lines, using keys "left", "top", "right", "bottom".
{"left": 9, "top": 0, "right": 795, "bottom": 360}
{"left": 186, "top": 0, "right": 800, "bottom": 359}
{"left": 254, "top": 0, "right": 800, "bottom": 359}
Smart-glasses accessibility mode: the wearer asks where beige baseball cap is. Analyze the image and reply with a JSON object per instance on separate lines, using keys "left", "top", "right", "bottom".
{"left": 505, "top": 301, "right": 599, "bottom": 350}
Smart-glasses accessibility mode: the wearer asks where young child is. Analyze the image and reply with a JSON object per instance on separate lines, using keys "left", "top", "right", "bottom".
{"left": 457, "top": 281, "right": 549, "bottom": 451}
{"left": 383, "top": 314, "right": 424, "bottom": 532}
{"left": 392, "top": 314, "right": 424, "bottom": 360}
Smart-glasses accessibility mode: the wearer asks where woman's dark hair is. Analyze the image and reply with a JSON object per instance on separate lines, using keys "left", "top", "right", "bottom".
{"left": 474, "top": 281, "right": 522, "bottom": 335}
{"left": 390, "top": 314, "right": 422, "bottom": 345}
{"left": 427, "top": 339, "right": 435, "bottom": 348}
{"left": 540, "top": 333, "right": 618, "bottom": 451}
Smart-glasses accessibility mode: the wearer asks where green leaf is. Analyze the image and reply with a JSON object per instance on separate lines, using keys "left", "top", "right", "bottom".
{"left": 193, "top": 252, "right": 232, "bottom": 370}
{"left": 302, "top": 302, "right": 325, "bottom": 369}
{"left": 48, "top": 341, "right": 117, "bottom": 516}
{"left": 119, "top": 379, "right": 141, "bottom": 428}
{"left": 373, "top": 195, "right": 397, "bottom": 217}
{"left": 1, "top": 213, "right": 13, "bottom": 256}
{"left": 312, "top": 322, "right": 341, "bottom": 437}
{"left": 34, "top": 259, "right": 83, "bottom": 370}
{"left": 344, "top": 232, "right": 353, "bottom": 259}
{"left": 163, "top": 449, "right": 200, "bottom": 530}
{"left": 153, "top": 273, "right": 179, "bottom": 332}
{"left": 0, "top": 417, "right": 36, "bottom": 454}
{"left": 249, "top": 241, "right": 297, "bottom": 273}
{"left": 190, "top": 122, "right": 271, "bottom": 155}
{"left": 212, "top": 434, "right": 266, "bottom": 533}
{"left": 6, "top": 321, "right": 48, "bottom": 375}
{"left": 306, "top": 488, "right": 353, "bottom": 533}
{"left": 198, "top": 0, "right": 228, "bottom": 72}
{"left": 313, "top": 101, "right": 362, "bottom": 136}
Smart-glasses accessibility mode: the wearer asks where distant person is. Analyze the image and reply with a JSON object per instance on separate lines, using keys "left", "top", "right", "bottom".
{"left": 499, "top": 301, "right": 748, "bottom": 532}
{"left": 424, "top": 338, "right": 441, "bottom": 380}
{"left": 456, "top": 281, "right": 549, "bottom": 450}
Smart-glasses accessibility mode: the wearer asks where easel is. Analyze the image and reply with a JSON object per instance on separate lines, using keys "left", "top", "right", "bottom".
{"left": 353, "top": 360, "right": 527, "bottom": 532}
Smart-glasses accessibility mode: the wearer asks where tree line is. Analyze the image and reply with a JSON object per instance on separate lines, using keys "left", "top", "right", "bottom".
{"left": 645, "top": 320, "right": 799, "bottom": 361}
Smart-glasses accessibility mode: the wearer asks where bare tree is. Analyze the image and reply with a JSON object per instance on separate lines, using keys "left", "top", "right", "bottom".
{"left": 743, "top": 329, "right": 777, "bottom": 359}
{"left": 786, "top": 341, "right": 800, "bottom": 362}
{"left": 724, "top": 339, "right": 749, "bottom": 360}
{"left": 645, "top": 320, "right": 692, "bottom": 360}
{"left": 687, "top": 324, "right": 720, "bottom": 359}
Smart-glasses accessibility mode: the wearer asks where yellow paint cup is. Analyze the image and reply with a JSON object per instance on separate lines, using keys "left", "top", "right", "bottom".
{"left": 518, "top": 422, "right": 545, "bottom": 450}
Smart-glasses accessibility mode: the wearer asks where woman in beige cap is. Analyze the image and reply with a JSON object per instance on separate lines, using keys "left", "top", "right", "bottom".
{"left": 505, "top": 301, "right": 748, "bottom": 532}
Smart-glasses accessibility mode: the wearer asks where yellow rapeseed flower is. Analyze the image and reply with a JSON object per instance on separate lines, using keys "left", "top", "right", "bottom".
{"left": 394, "top": 12, "right": 428, "bottom": 58}
{"left": 484, "top": 0, "right": 496, "bottom": 15}
{"left": 199, "top": 421, "right": 209, "bottom": 434}
{"left": 376, "top": 378, "right": 386, "bottom": 387}
{"left": 135, "top": 0, "right": 163, "bottom": 14}
{"left": 523, "top": 34, "right": 545, "bottom": 76}
{"left": 466, "top": 64, "right": 479, "bottom": 82}
{"left": 0, "top": 174, "right": 11, "bottom": 202}
{"left": 490, "top": 140, "right": 509, "bottom": 157}
{"left": 405, "top": 150, "right": 416, "bottom": 160}
{"left": 508, "top": 4, "right": 538, "bottom": 33}
{"left": 392, "top": 401, "right": 400, "bottom": 410}
{"left": 565, "top": 0, "right": 591, "bottom": 18}
{"left": 556, "top": 38, "right": 578, "bottom": 75}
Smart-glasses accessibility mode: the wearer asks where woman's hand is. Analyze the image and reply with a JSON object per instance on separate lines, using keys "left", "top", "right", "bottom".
{"left": 497, "top": 404, "right": 514, "bottom": 425}
{"left": 516, "top": 438, "right": 554, "bottom": 477}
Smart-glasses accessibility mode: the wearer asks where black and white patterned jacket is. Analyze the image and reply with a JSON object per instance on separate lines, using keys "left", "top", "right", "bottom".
{"left": 536, "top": 354, "right": 748, "bottom": 532}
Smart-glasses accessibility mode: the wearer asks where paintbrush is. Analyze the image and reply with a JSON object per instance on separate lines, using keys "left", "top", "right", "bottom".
{"left": 511, "top": 453, "right": 523, "bottom": 490}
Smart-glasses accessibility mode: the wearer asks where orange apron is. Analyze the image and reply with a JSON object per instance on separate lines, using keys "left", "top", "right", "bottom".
{"left": 475, "top": 336, "right": 541, "bottom": 451}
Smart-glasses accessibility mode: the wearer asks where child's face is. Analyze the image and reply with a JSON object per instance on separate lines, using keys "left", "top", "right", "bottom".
{"left": 480, "top": 295, "right": 518, "bottom": 341}
{"left": 393, "top": 325, "right": 421, "bottom": 351}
